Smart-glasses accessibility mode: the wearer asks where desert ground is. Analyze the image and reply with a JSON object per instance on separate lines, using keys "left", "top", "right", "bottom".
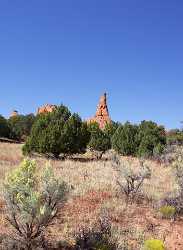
{"left": 0, "top": 142, "right": 183, "bottom": 249}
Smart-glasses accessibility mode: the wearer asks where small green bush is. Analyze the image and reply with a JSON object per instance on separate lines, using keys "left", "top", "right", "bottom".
{"left": 159, "top": 205, "right": 176, "bottom": 219}
{"left": 143, "top": 239, "right": 165, "bottom": 250}
{"left": 4, "top": 159, "right": 68, "bottom": 250}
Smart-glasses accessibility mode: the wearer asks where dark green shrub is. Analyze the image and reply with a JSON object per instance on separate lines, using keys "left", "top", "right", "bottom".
{"left": 111, "top": 122, "right": 138, "bottom": 156}
{"left": 63, "top": 115, "right": 90, "bottom": 154}
{"left": 0, "top": 115, "right": 10, "bottom": 138}
{"left": 138, "top": 134, "right": 157, "bottom": 158}
{"left": 87, "top": 122, "right": 111, "bottom": 159}
{"left": 104, "top": 121, "right": 119, "bottom": 138}
{"left": 23, "top": 105, "right": 89, "bottom": 158}
{"left": 103, "top": 121, "right": 120, "bottom": 148}
{"left": 8, "top": 114, "right": 35, "bottom": 141}
{"left": 153, "top": 143, "right": 165, "bottom": 158}
{"left": 137, "top": 121, "right": 166, "bottom": 158}
{"left": 143, "top": 239, "right": 165, "bottom": 250}
{"left": 111, "top": 120, "right": 166, "bottom": 158}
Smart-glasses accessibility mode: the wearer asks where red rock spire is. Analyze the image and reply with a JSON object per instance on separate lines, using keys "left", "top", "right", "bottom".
{"left": 10, "top": 110, "right": 19, "bottom": 118}
{"left": 37, "top": 104, "right": 56, "bottom": 115}
{"left": 88, "top": 93, "right": 111, "bottom": 129}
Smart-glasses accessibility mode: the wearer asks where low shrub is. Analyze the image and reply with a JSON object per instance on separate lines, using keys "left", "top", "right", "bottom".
{"left": 111, "top": 154, "right": 151, "bottom": 203}
{"left": 74, "top": 217, "right": 118, "bottom": 250}
{"left": 159, "top": 205, "right": 176, "bottom": 219}
{"left": 3, "top": 159, "right": 69, "bottom": 250}
{"left": 170, "top": 155, "right": 183, "bottom": 214}
{"left": 143, "top": 239, "right": 165, "bottom": 250}
{"left": 159, "top": 145, "right": 178, "bottom": 165}
{"left": 166, "top": 129, "right": 183, "bottom": 146}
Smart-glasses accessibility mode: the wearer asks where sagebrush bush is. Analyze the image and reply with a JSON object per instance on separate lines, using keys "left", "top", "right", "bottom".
{"left": 75, "top": 216, "right": 118, "bottom": 250}
{"left": 170, "top": 154, "right": 183, "bottom": 214}
{"left": 159, "top": 145, "right": 178, "bottom": 165}
{"left": 3, "top": 159, "right": 68, "bottom": 250}
{"left": 159, "top": 205, "right": 176, "bottom": 219}
{"left": 143, "top": 239, "right": 165, "bottom": 250}
{"left": 111, "top": 154, "right": 151, "bottom": 202}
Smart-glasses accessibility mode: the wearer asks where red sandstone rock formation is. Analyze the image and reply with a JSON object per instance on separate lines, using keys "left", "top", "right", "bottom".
{"left": 10, "top": 110, "right": 19, "bottom": 118}
{"left": 88, "top": 93, "right": 111, "bottom": 129}
{"left": 37, "top": 104, "right": 56, "bottom": 115}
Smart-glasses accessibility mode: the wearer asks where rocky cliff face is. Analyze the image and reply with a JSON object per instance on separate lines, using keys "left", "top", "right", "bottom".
{"left": 88, "top": 93, "right": 111, "bottom": 129}
{"left": 37, "top": 104, "right": 56, "bottom": 115}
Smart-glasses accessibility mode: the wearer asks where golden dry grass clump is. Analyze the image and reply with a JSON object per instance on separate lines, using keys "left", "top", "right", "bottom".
{"left": 0, "top": 142, "right": 182, "bottom": 249}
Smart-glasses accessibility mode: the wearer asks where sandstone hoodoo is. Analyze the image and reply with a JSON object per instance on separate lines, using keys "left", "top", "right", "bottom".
{"left": 37, "top": 104, "right": 56, "bottom": 115}
{"left": 10, "top": 110, "right": 19, "bottom": 118}
{"left": 88, "top": 93, "right": 111, "bottom": 129}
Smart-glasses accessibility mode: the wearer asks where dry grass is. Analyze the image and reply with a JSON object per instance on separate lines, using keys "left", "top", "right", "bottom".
{"left": 0, "top": 142, "right": 182, "bottom": 249}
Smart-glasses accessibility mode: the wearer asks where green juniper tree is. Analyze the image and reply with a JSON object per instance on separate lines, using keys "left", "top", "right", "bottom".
{"left": 8, "top": 114, "right": 36, "bottom": 141}
{"left": 103, "top": 121, "right": 119, "bottom": 148}
{"left": 111, "top": 122, "right": 139, "bottom": 156}
{"left": 0, "top": 115, "right": 10, "bottom": 138}
{"left": 23, "top": 105, "right": 89, "bottom": 158}
{"left": 137, "top": 120, "right": 166, "bottom": 158}
{"left": 87, "top": 122, "right": 111, "bottom": 159}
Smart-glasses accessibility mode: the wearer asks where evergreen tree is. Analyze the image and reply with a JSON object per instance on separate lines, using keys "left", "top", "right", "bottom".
{"left": 8, "top": 114, "right": 35, "bottom": 141}
{"left": 104, "top": 121, "right": 120, "bottom": 148}
{"left": 137, "top": 120, "right": 166, "bottom": 157}
{"left": 23, "top": 105, "right": 89, "bottom": 158}
{"left": 87, "top": 122, "right": 111, "bottom": 159}
{"left": 111, "top": 122, "right": 139, "bottom": 156}
{"left": 0, "top": 115, "right": 10, "bottom": 138}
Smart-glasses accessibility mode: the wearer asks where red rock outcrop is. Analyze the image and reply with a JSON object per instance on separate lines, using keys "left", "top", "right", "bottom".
{"left": 10, "top": 110, "right": 19, "bottom": 118}
{"left": 87, "top": 93, "right": 111, "bottom": 129}
{"left": 37, "top": 104, "right": 56, "bottom": 115}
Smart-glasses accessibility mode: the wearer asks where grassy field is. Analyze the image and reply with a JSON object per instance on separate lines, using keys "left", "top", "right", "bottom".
{"left": 0, "top": 142, "right": 182, "bottom": 249}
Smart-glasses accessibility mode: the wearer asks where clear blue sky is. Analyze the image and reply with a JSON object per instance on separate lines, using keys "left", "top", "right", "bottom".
{"left": 0, "top": 0, "right": 183, "bottom": 129}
